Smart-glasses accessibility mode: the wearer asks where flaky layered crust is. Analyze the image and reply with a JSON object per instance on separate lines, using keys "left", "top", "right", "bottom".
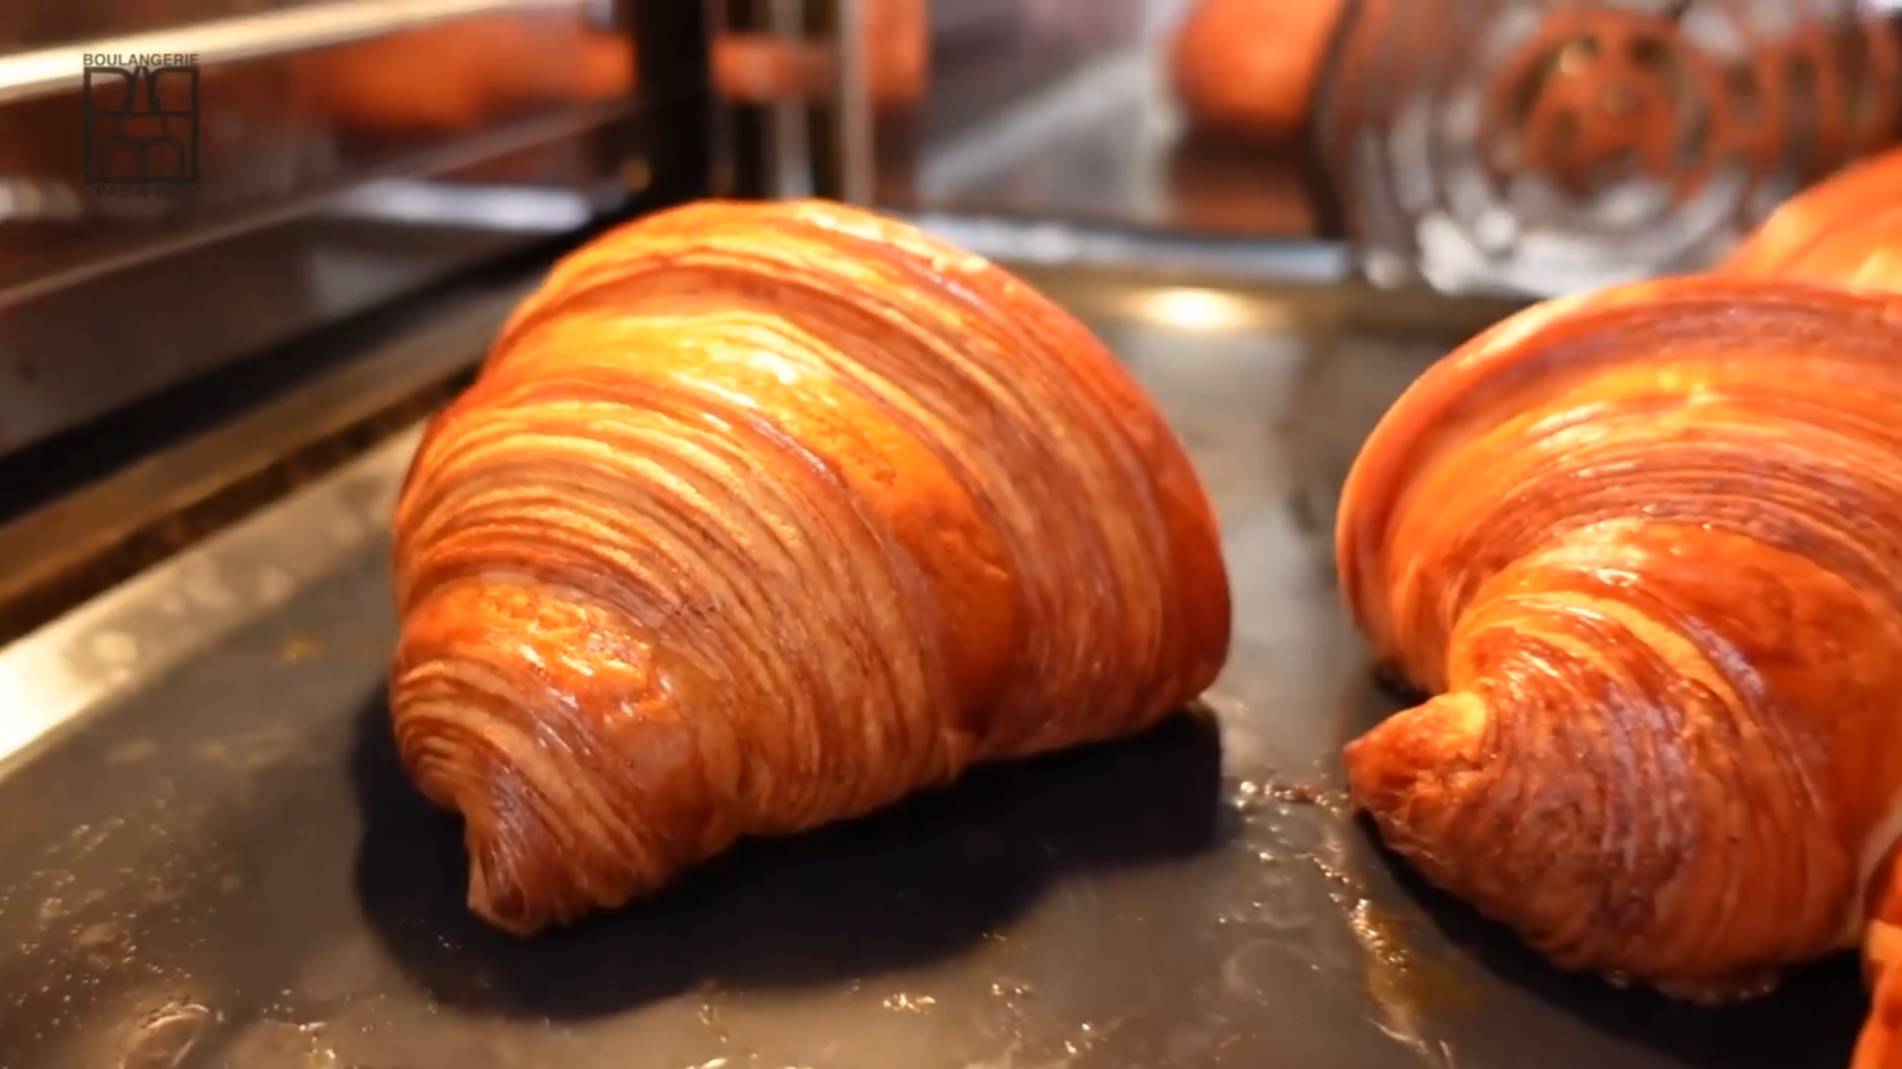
{"left": 1339, "top": 276, "right": 1902, "bottom": 996}
{"left": 1338, "top": 143, "right": 1902, "bottom": 1066}
{"left": 390, "top": 200, "right": 1230, "bottom": 934}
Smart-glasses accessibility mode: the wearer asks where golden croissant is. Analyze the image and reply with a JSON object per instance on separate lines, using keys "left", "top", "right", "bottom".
{"left": 1724, "top": 146, "right": 1902, "bottom": 292}
{"left": 1171, "top": 0, "right": 1344, "bottom": 143}
{"left": 1339, "top": 148, "right": 1902, "bottom": 1068}
{"left": 389, "top": 200, "right": 1231, "bottom": 935}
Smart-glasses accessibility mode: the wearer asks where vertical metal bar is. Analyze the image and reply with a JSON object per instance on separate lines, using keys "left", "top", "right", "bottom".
{"left": 1303, "top": 0, "right": 1364, "bottom": 239}
{"left": 831, "top": 0, "right": 874, "bottom": 203}
{"left": 631, "top": 0, "right": 714, "bottom": 205}
{"left": 766, "top": 0, "right": 814, "bottom": 197}
{"left": 705, "top": 0, "right": 738, "bottom": 196}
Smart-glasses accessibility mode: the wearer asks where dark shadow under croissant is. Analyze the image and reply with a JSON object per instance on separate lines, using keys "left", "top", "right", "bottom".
{"left": 389, "top": 201, "right": 1231, "bottom": 935}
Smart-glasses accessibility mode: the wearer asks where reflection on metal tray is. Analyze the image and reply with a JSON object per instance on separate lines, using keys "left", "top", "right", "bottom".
{"left": 884, "top": 45, "right": 1326, "bottom": 241}
{"left": 0, "top": 0, "right": 675, "bottom": 461}
{"left": 0, "top": 268, "right": 1864, "bottom": 1068}
{"left": 0, "top": 269, "right": 536, "bottom": 644}
{"left": 908, "top": 212, "right": 1351, "bottom": 284}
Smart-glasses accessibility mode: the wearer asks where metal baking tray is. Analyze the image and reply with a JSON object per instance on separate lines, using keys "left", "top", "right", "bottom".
{"left": 0, "top": 266, "right": 1860, "bottom": 1069}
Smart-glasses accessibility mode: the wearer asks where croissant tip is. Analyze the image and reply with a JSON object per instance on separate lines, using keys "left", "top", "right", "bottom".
{"left": 468, "top": 895, "right": 545, "bottom": 939}
{"left": 465, "top": 845, "right": 539, "bottom": 937}
{"left": 1339, "top": 731, "right": 1397, "bottom": 813}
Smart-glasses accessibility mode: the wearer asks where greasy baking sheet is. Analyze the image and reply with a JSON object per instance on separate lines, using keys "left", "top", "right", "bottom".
{"left": 0, "top": 271, "right": 1862, "bottom": 1069}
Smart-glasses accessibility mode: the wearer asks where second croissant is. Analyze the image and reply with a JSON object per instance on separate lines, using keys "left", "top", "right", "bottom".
{"left": 1339, "top": 146, "right": 1902, "bottom": 1067}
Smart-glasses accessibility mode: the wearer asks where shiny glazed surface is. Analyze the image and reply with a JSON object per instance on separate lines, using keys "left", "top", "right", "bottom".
{"left": 1341, "top": 275, "right": 1902, "bottom": 981}
{"left": 1338, "top": 156, "right": 1902, "bottom": 1065}
{"left": 1724, "top": 147, "right": 1902, "bottom": 292}
{"left": 389, "top": 201, "right": 1231, "bottom": 935}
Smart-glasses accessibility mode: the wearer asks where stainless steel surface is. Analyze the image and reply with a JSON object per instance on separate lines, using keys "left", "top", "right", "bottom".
{"left": 0, "top": 0, "right": 652, "bottom": 460}
{"left": 908, "top": 212, "right": 1350, "bottom": 282}
{"left": 0, "top": 269, "right": 1862, "bottom": 1068}
{"left": 0, "top": 427, "right": 420, "bottom": 777}
{"left": 0, "top": 0, "right": 582, "bottom": 105}
{"left": 7, "top": 100, "right": 632, "bottom": 312}
{"left": 0, "top": 101, "right": 640, "bottom": 457}
{"left": 831, "top": 0, "right": 874, "bottom": 203}
{"left": 0, "top": 272, "right": 530, "bottom": 641}
{"left": 5, "top": 2, "right": 322, "bottom": 54}
{"left": 886, "top": 40, "right": 1321, "bottom": 239}
{"left": 720, "top": 0, "right": 874, "bottom": 202}
{"left": 763, "top": 0, "right": 815, "bottom": 199}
